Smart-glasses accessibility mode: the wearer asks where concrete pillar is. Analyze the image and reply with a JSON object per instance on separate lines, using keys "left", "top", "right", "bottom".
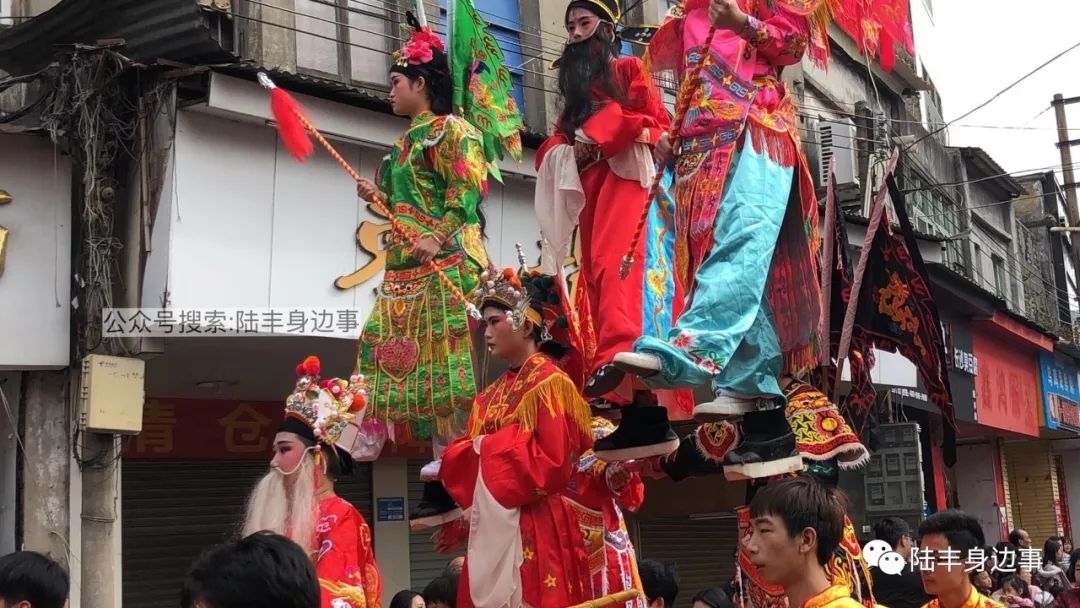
{"left": 20, "top": 370, "right": 72, "bottom": 563}
{"left": 241, "top": 0, "right": 298, "bottom": 74}
{"left": 80, "top": 432, "right": 121, "bottom": 608}
{"left": 372, "top": 458, "right": 411, "bottom": 599}
{"left": 0, "top": 372, "right": 21, "bottom": 555}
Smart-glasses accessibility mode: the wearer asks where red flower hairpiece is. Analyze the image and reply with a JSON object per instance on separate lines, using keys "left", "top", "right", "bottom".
{"left": 402, "top": 27, "right": 444, "bottom": 65}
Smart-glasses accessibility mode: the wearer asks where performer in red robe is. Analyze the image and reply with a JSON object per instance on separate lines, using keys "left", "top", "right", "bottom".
{"left": 242, "top": 356, "right": 383, "bottom": 608}
{"left": 533, "top": 0, "right": 684, "bottom": 460}
{"left": 439, "top": 266, "right": 594, "bottom": 608}
{"left": 565, "top": 417, "right": 648, "bottom": 608}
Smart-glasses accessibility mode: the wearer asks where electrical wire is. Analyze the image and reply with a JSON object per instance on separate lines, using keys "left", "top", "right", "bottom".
{"left": 229, "top": 12, "right": 567, "bottom": 97}
{"left": 263, "top": 0, "right": 568, "bottom": 65}
{"left": 903, "top": 38, "right": 1080, "bottom": 153}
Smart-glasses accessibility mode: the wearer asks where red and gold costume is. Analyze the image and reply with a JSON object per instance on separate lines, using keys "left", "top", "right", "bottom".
{"left": 276, "top": 356, "right": 384, "bottom": 608}
{"left": 921, "top": 586, "right": 1005, "bottom": 608}
{"left": 317, "top": 496, "right": 383, "bottom": 608}
{"left": 534, "top": 0, "right": 673, "bottom": 403}
{"left": 800, "top": 585, "right": 875, "bottom": 608}
{"left": 566, "top": 417, "right": 647, "bottom": 607}
{"left": 440, "top": 350, "right": 594, "bottom": 608}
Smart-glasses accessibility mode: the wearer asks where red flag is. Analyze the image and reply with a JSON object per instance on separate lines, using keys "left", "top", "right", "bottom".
{"left": 834, "top": 0, "right": 916, "bottom": 72}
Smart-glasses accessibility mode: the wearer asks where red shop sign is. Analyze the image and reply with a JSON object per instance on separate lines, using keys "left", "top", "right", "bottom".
{"left": 972, "top": 329, "right": 1041, "bottom": 437}
{"left": 123, "top": 398, "right": 430, "bottom": 460}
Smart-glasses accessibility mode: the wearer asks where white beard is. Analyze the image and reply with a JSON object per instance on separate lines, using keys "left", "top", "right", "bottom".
{"left": 241, "top": 454, "right": 318, "bottom": 552}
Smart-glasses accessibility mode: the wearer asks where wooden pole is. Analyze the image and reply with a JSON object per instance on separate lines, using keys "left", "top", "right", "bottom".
{"left": 567, "top": 589, "right": 642, "bottom": 608}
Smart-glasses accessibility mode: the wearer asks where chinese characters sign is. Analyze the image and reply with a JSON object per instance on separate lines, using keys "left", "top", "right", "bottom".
{"left": 972, "top": 329, "right": 1040, "bottom": 437}
{"left": 1038, "top": 352, "right": 1080, "bottom": 433}
{"left": 125, "top": 399, "right": 279, "bottom": 459}
{"left": 124, "top": 398, "right": 432, "bottom": 460}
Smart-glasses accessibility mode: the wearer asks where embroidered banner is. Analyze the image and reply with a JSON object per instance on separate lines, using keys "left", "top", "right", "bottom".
{"left": 834, "top": 0, "right": 916, "bottom": 72}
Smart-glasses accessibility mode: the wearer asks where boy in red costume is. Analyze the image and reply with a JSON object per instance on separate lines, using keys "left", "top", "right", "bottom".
{"left": 438, "top": 267, "right": 594, "bottom": 608}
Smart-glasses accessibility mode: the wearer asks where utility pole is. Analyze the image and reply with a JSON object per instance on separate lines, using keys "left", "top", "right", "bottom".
{"left": 1051, "top": 93, "right": 1080, "bottom": 307}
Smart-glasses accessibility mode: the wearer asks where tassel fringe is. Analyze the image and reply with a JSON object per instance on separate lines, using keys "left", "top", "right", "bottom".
{"left": 269, "top": 87, "right": 315, "bottom": 162}
{"left": 470, "top": 372, "right": 592, "bottom": 440}
{"left": 747, "top": 121, "right": 798, "bottom": 168}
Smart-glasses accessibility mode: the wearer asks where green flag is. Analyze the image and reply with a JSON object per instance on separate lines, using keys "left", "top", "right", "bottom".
{"left": 449, "top": 0, "right": 524, "bottom": 180}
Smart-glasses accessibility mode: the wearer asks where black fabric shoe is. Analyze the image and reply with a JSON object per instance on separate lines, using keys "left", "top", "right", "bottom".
{"left": 584, "top": 363, "right": 627, "bottom": 398}
{"left": 659, "top": 431, "right": 726, "bottom": 481}
{"left": 594, "top": 396, "right": 679, "bottom": 462}
{"left": 722, "top": 408, "right": 802, "bottom": 481}
{"left": 409, "top": 481, "right": 463, "bottom": 532}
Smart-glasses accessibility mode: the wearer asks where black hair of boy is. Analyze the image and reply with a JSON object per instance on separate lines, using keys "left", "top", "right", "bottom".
{"left": 423, "top": 574, "right": 458, "bottom": 608}
{"left": 0, "top": 551, "right": 69, "bottom": 608}
{"left": 180, "top": 531, "right": 319, "bottom": 608}
{"left": 691, "top": 587, "right": 732, "bottom": 608}
{"left": 918, "top": 510, "right": 986, "bottom": 557}
{"left": 638, "top": 559, "right": 680, "bottom": 608}
{"left": 748, "top": 475, "right": 847, "bottom": 565}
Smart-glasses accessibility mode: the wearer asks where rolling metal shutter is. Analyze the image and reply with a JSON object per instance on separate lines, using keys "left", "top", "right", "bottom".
{"left": 635, "top": 516, "right": 740, "bottom": 608}
{"left": 122, "top": 459, "right": 373, "bottom": 608}
{"left": 408, "top": 459, "right": 465, "bottom": 592}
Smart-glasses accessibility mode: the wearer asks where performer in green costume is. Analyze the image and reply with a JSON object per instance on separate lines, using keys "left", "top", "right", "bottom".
{"left": 354, "top": 10, "right": 522, "bottom": 528}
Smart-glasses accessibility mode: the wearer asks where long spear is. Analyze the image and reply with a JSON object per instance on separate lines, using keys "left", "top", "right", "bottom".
{"left": 619, "top": 26, "right": 719, "bottom": 279}
{"left": 257, "top": 72, "right": 480, "bottom": 319}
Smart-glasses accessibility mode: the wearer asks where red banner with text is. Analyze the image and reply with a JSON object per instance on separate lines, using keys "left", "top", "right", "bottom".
{"left": 972, "top": 327, "right": 1041, "bottom": 437}
{"left": 123, "top": 398, "right": 429, "bottom": 460}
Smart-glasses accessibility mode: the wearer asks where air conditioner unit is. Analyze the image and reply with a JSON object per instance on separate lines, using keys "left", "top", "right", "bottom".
{"left": 816, "top": 117, "right": 861, "bottom": 196}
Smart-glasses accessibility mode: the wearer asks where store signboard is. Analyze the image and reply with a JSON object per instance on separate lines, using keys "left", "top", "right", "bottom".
{"left": 1038, "top": 352, "right": 1080, "bottom": 434}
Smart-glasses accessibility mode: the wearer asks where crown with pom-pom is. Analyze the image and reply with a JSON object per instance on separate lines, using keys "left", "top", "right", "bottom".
{"left": 473, "top": 266, "right": 541, "bottom": 332}
{"left": 392, "top": 11, "right": 446, "bottom": 69}
{"left": 284, "top": 355, "right": 370, "bottom": 449}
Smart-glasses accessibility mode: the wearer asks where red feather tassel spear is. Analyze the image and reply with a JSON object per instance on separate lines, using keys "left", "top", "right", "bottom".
{"left": 259, "top": 72, "right": 314, "bottom": 162}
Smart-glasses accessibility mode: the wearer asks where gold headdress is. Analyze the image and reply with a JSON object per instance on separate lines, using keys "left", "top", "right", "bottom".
{"left": 284, "top": 355, "right": 370, "bottom": 450}
{"left": 473, "top": 244, "right": 548, "bottom": 331}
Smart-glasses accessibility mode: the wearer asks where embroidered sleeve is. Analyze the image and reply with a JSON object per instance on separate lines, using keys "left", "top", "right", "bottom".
{"left": 737, "top": 7, "right": 811, "bottom": 66}
{"left": 426, "top": 116, "right": 487, "bottom": 243}
{"left": 376, "top": 153, "right": 392, "bottom": 200}
{"left": 317, "top": 509, "right": 376, "bottom": 608}
{"left": 441, "top": 371, "right": 592, "bottom": 510}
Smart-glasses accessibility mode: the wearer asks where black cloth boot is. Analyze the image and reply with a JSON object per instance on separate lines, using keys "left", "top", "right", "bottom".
{"left": 593, "top": 392, "right": 679, "bottom": 462}
{"left": 723, "top": 407, "right": 802, "bottom": 481}
{"left": 659, "top": 430, "right": 725, "bottom": 481}
{"left": 409, "top": 481, "right": 462, "bottom": 531}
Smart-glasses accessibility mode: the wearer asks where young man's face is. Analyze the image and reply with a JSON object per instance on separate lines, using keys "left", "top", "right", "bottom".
{"left": 919, "top": 534, "right": 970, "bottom": 597}
{"left": 744, "top": 513, "right": 814, "bottom": 587}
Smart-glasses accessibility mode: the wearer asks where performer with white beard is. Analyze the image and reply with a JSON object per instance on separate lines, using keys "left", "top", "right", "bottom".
{"left": 243, "top": 355, "right": 383, "bottom": 608}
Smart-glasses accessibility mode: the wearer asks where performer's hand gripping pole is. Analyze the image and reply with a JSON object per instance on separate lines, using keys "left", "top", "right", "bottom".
{"left": 619, "top": 26, "right": 719, "bottom": 279}
{"left": 257, "top": 72, "right": 480, "bottom": 319}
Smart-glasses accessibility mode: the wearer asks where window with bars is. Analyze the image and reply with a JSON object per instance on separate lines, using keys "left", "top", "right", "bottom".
{"left": 294, "top": 0, "right": 391, "bottom": 86}
{"left": 438, "top": 0, "right": 526, "bottom": 115}
{"left": 293, "top": 0, "right": 526, "bottom": 114}
{"left": 992, "top": 254, "right": 1007, "bottom": 298}
{"left": 903, "top": 167, "right": 968, "bottom": 276}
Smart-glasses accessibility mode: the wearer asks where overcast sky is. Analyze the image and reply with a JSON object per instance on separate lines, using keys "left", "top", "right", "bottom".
{"left": 924, "top": 0, "right": 1080, "bottom": 177}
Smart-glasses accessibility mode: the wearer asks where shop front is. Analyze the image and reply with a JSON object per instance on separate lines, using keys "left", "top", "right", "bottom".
{"left": 971, "top": 312, "right": 1059, "bottom": 544}
{"left": 117, "top": 74, "right": 545, "bottom": 606}
{"left": 1038, "top": 351, "right": 1080, "bottom": 541}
